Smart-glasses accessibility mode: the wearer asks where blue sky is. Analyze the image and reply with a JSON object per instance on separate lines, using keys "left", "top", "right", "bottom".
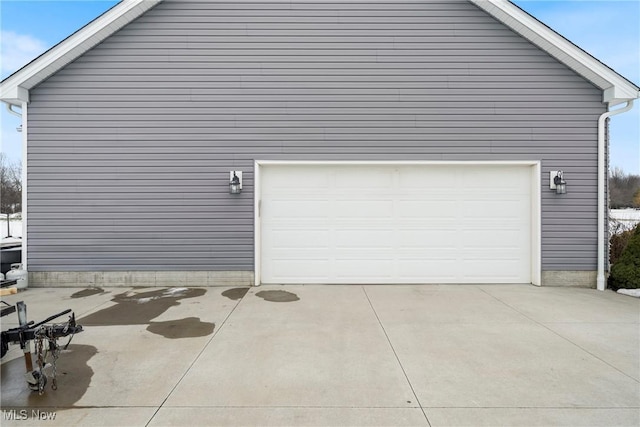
{"left": 1, "top": 0, "right": 639, "bottom": 174}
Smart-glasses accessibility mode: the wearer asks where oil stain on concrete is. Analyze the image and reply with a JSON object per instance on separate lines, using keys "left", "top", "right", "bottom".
{"left": 147, "top": 317, "right": 215, "bottom": 339}
{"left": 221, "top": 287, "right": 249, "bottom": 301}
{"left": 0, "top": 344, "right": 97, "bottom": 410}
{"left": 255, "top": 290, "right": 300, "bottom": 302}
{"left": 70, "top": 288, "right": 105, "bottom": 299}
{"left": 79, "top": 288, "right": 213, "bottom": 339}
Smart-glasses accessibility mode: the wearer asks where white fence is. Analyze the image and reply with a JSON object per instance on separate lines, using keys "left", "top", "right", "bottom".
{"left": 610, "top": 209, "right": 640, "bottom": 234}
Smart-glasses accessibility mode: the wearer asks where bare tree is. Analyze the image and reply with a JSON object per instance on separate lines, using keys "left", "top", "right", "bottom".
{"left": 609, "top": 167, "right": 640, "bottom": 208}
{"left": 0, "top": 153, "right": 22, "bottom": 214}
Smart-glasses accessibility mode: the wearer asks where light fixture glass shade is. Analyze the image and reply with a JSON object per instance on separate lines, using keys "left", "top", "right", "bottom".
{"left": 554, "top": 171, "right": 566, "bottom": 194}
{"left": 229, "top": 172, "right": 241, "bottom": 194}
{"left": 229, "top": 182, "right": 241, "bottom": 194}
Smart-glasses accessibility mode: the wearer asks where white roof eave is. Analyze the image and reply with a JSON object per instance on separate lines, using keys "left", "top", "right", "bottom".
{"left": 0, "top": 0, "right": 162, "bottom": 106}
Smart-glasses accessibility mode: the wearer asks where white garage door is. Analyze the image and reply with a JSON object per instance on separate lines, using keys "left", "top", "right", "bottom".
{"left": 259, "top": 164, "right": 533, "bottom": 284}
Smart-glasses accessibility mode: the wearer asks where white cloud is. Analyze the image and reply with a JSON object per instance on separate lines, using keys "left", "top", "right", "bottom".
{"left": 1, "top": 30, "right": 48, "bottom": 78}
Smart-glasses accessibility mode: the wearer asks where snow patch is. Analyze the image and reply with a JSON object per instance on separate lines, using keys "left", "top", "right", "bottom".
{"left": 166, "top": 287, "right": 188, "bottom": 293}
{"left": 610, "top": 209, "right": 640, "bottom": 233}
{"left": 617, "top": 288, "right": 640, "bottom": 298}
{"left": 136, "top": 297, "right": 158, "bottom": 304}
{"left": 164, "top": 287, "right": 188, "bottom": 295}
{"left": 611, "top": 208, "right": 640, "bottom": 221}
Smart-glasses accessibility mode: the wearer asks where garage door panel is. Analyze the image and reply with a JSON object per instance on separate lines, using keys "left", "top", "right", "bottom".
{"left": 460, "top": 225, "right": 527, "bottom": 235}
{"left": 333, "top": 248, "right": 396, "bottom": 259}
{"left": 334, "top": 200, "right": 394, "bottom": 218}
{"left": 263, "top": 167, "right": 330, "bottom": 192}
{"left": 335, "top": 229, "right": 394, "bottom": 249}
{"left": 397, "top": 200, "right": 457, "bottom": 218}
{"left": 461, "top": 260, "right": 528, "bottom": 282}
{"left": 398, "top": 220, "right": 458, "bottom": 230}
{"left": 397, "top": 252, "right": 460, "bottom": 264}
{"left": 462, "top": 175, "right": 521, "bottom": 190}
{"left": 267, "top": 200, "right": 331, "bottom": 219}
{"left": 335, "top": 168, "right": 394, "bottom": 190}
{"left": 329, "top": 222, "right": 396, "bottom": 233}
{"left": 397, "top": 259, "right": 458, "bottom": 281}
{"left": 397, "top": 229, "right": 457, "bottom": 249}
{"left": 461, "top": 249, "right": 524, "bottom": 261}
{"left": 460, "top": 200, "right": 528, "bottom": 218}
{"left": 335, "top": 259, "right": 394, "bottom": 279}
{"left": 459, "top": 229, "right": 529, "bottom": 242}
{"left": 260, "top": 164, "right": 533, "bottom": 284}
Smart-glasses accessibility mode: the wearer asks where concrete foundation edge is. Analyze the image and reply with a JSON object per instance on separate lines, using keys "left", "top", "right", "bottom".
{"left": 541, "top": 270, "right": 597, "bottom": 288}
{"left": 28, "top": 271, "right": 255, "bottom": 287}
{"left": 29, "top": 270, "right": 596, "bottom": 288}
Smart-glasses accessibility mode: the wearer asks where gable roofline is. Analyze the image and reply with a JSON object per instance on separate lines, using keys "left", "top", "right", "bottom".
{"left": 1, "top": 0, "right": 638, "bottom": 107}
{"left": 470, "top": 0, "right": 639, "bottom": 106}
{"left": 0, "top": 0, "right": 162, "bottom": 106}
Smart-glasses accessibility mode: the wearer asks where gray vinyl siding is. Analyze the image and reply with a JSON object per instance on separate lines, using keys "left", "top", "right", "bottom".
{"left": 27, "top": 0, "right": 605, "bottom": 272}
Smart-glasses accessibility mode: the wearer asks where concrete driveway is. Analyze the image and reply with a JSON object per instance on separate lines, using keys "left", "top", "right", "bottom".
{"left": 1, "top": 285, "right": 638, "bottom": 426}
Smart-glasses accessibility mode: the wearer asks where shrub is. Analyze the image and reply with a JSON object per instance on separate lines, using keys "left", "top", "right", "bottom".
{"left": 610, "top": 227, "right": 635, "bottom": 265}
{"left": 609, "top": 224, "right": 640, "bottom": 290}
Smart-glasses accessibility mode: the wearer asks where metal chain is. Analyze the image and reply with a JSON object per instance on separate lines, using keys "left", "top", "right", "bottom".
{"left": 49, "top": 329, "right": 60, "bottom": 390}
{"left": 34, "top": 327, "right": 47, "bottom": 395}
{"left": 29, "top": 317, "right": 74, "bottom": 394}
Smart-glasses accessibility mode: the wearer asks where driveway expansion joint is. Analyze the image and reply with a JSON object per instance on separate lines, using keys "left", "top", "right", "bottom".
{"left": 362, "top": 285, "right": 433, "bottom": 427}
{"left": 144, "top": 288, "right": 249, "bottom": 427}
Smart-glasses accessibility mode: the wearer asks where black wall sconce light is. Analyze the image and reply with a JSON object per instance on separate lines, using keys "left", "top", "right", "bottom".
{"left": 550, "top": 170, "right": 567, "bottom": 194}
{"left": 229, "top": 171, "right": 242, "bottom": 194}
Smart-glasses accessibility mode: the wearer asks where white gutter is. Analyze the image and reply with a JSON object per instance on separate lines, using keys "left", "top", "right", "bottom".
{"left": 5, "top": 102, "right": 22, "bottom": 117}
{"left": 597, "top": 100, "right": 634, "bottom": 291}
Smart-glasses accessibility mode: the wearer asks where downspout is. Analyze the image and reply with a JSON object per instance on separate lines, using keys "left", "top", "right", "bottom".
{"left": 597, "top": 99, "right": 634, "bottom": 291}
{"left": 21, "top": 102, "right": 28, "bottom": 271}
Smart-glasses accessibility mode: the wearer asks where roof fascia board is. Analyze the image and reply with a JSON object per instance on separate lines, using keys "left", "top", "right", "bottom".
{"left": 0, "top": 0, "right": 162, "bottom": 105}
{"left": 470, "top": 0, "right": 639, "bottom": 105}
